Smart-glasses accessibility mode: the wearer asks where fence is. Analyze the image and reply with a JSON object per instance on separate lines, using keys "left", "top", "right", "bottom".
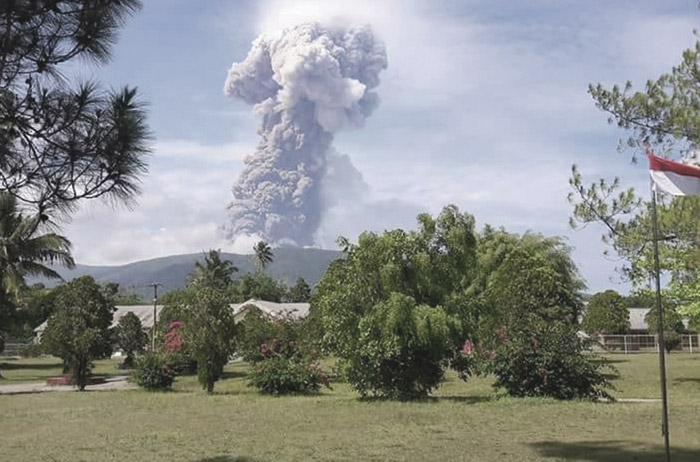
{"left": 596, "top": 334, "right": 700, "bottom": 354}
{"left": 0, "top": 342, "right": 33, "bottom": 357}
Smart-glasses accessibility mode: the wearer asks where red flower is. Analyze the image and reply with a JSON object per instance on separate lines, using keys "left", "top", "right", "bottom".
{"left": 461, "top": 340, "right": 474, "bottom": 356}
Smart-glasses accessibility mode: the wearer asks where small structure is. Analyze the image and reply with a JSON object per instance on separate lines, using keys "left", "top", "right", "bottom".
{"left": 34, "top": 304, "right": 164, "bottom": 343}
{"left": 231, "top": 299, "right": 310, "bottom": 324}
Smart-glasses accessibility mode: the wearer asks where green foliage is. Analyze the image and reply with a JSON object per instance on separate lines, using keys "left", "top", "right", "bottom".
{"left": 40, "top": 277, "right": 114, "bottom": 390}
{"left": 286, "top": 277, "right": 311, "bottom": 302}
{"left": 483, "top": 246, "right": 582, "bottom": 333}
{"left": 644, "top": 305, "right": 685, "bottom": 334}
{"left": 571, "top": 28, "right": 700, "bottom": 296}
{"left": 0, "top": 193, "right": 74, "bottom": 338}
{"left": 228, "top": 272, "right": 287, "bottom": 303}
{"left": 170, "top": 287, "right": 236, "bottom": 393}
{"left": 237, "top": 310, "right": 300, "bottom": 363}
{"left": 490, "top": 320, "right": 612, "bottom": 400}
{"left": 133, "top": 353, "right": 176, "bottom": 390}
{"left": 239, "top": 309, "right": 328, "bottom": 395}
{"left": 189, "top": 249, "right": 237, "bottom": 290}
{"left": 249, "top": 355, "right": 326, "bottom": 395}
{"left": 314, "top": 205, "right": 478, "bottom": 398}
{"left": 582, "top": 290, "right": 629, "bottom": 335}
{"left": 0, "top": 0, "right": 151, "bottom": 215}
{"left": 115, "top": 312, "right": 147, "bottom": 367}
{"left": 672, "top": 273, "right": 700, "bottom": 331}
{"left": 349, "top": 293, "right": 458, "bottom": 399}
{"left": 662, "top": 331, "right": 682, "bottom": 353}
{"left": 253, "top": 241, "right": 274, "bottom": 271}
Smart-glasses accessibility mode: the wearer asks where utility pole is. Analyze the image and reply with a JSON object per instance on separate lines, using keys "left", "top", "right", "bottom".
{"left": 148, "top": 283, "right": 162, "bottom": 352}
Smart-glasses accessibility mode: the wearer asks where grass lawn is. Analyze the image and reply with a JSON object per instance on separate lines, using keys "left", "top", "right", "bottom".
{"left": 1, "top": 353, "right": 699, "bottom": 461}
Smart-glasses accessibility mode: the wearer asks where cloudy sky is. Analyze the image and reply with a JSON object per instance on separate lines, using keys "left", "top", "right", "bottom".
{"left": 65, "top": 0, "right": 698, "bottom": 292}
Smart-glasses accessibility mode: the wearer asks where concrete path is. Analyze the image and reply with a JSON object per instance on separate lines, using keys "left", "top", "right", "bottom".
{"left": 0, "top": 375, "right": 134, "bottom": 395}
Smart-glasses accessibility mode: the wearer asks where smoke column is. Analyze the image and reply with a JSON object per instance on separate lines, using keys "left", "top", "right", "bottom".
{"left": 224, "top": 22, "right": 387, "bottom": 246}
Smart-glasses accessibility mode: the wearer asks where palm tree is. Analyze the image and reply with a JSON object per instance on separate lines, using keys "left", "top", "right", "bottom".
{"left": 189, "top": 249, "right": 237, "bottom": 289}
{"left": 0, "top": 193, "right": 74, "bottom": 371}
{"left": 0, "top": 193, "right": 75, "bottom": 300}
{"left": 253, "top": 241, "right": 274, "bottom": 271}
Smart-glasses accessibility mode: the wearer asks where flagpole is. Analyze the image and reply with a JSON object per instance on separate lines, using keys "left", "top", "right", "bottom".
{"left": 650, "top": 184, "right": 671, "bottom": 462}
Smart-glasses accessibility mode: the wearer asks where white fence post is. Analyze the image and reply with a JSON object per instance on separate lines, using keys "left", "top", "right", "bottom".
{"left": 623, "top": 335, "right": 628, "bottom": 354}
{"left": 690, "top": 334, "right": 694, "bottom": 355}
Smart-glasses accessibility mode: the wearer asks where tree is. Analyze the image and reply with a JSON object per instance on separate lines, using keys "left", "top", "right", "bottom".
{"left": 286, "top": 278, "right": 311, "bottom": 303}
{"left": 582, "top": 290, "right": 629, "bottom": 335}
{"left": 171, "top": 287, "right": 236, "bottom": 393}
{"left": 253, "top": 241, "right": 273, "bottom": 271}
{"left": 0, "top": 0, "right": 151, "bottom": 216}
{"left": 228, "top": 272, "right": 287, "bottom": 303}
{"left": 569, "top": 26, "right": 700, "bottom": 294}
{"left": 41, "top": 276, "right": 114, "bottom": 390}
{"left": 0, "top": 193, "right": 74, "bottom": 342}
{"left": 189, "top": 249, "right": 237, "bottom": 290}
{"left": 475, "top": 230, "right": 585, "bottom": 341}
{"left": 314, "top": 205, "right": 479, "bottom": 398}
{"left": 115, "top": 312, "right": 147, "bottom": 367}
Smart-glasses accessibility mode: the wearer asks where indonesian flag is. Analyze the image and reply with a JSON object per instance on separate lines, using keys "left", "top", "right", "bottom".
{"left": 648, "top": 154, "right": 700, "bottom": 196}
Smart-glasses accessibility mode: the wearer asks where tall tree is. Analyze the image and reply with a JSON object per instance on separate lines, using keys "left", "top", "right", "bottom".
{"left": 569, "top": 27, "right": 700, "bottom": 296}
{"left": 0, "top": 193, "right": 74, "bottom": 341}
{"left": 0, "top": 0, "right": 151, "bottom": 216}
{"left": 41, "top": 276, "right": 114, "bottom": 390}
{"left": 115, "top": 311, "right": 147, "bottom": 367}
{"left": 172, "top": 286, "right": 237, "bottom": 393}
{"left": 189, "top": 249, "right": 237, "bottom": 290}
{"left": 314, "top": 205, "right": 479, "bottom": 398}
{"left": 253, "top": 241, "right": 273, "bottom": 271}
{"left": 582, "top": 290, "right": 629, "bottom": 335}
{"left": 286, "top": 277, "right": 311, "bottom": 303}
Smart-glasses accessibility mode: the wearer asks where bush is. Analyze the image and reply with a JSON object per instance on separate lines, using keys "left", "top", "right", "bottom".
{"left": 133, "top": 353, "right": 176, "bottom": 390}
{"left": 347, "top": 293, "right": 456, "bottom": 400}
{"left": 250, "top": 355, "right": 328, "bottom": 395}
{"left": 167, "top": 352, "right": 197, "bottom": 375}
{"left": 489, "top": 320, "right": 612, "bottom": 400}
{"left": 18, "top": 343, "right": 44, "bottom": 358}
{"left": 237, "top": 310, "right": 301, "bottom": 363}
{"left": 663, "top": 331, "right": 682, "bottom": 353}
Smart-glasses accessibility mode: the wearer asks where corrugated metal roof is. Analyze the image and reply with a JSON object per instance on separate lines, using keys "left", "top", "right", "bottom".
{"left": 231, "top": 299, "right": 310, "bottom": 323}
{"left": 35, "top": 305, "right": 164, "bottom": 332}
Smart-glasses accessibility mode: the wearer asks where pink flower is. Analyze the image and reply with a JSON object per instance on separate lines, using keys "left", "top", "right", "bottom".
{"left": 461, "top": 340, "right": 474, "bottom": 356}
{"left": 260, "top": 342, "right": 268, "bottom": 355}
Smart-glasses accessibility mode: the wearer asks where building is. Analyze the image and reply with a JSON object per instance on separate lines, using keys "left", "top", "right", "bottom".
{"left": 34, "top": 305, "right": 164, "bottom": 342}
{"left": 231, "top": 299, "right": 310, "bottom": 323}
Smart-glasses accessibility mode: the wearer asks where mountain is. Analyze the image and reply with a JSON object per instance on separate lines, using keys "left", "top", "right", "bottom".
{"left": 35, "top": 248, "right": 343, "bottom": 300}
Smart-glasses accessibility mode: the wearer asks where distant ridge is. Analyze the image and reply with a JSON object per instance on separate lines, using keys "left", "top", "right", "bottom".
{"left": 35, "top": 248, "right": 343, "bottom": 299}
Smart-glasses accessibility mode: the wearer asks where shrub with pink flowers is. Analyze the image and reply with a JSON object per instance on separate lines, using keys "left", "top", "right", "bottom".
{"left": 242, "top": 310, "right": 331, "bottom": 394}
{"left": 488, "top": 319, "right": 613, "bottom": 400}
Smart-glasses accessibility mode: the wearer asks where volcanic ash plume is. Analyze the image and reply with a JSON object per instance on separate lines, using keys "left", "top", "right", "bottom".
{"left": 223, "top": 22, "right": 387, "bottom": 246}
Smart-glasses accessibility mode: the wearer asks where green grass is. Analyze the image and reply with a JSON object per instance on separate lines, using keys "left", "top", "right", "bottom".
{"left": 0, "top": 357, "right": 128, "bottom": 383}
{"left": 1, "top": 353, "right": 699, "bottom": 461}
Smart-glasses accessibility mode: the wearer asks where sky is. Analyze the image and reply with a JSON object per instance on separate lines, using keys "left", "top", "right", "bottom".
{"left": 64, "top": 0, "right": 699, "bottom": 293}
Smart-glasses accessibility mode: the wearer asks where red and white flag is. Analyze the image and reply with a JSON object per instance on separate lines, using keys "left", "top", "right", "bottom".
{"left": 648, "top": 154, "right": 700, "bottom": 196}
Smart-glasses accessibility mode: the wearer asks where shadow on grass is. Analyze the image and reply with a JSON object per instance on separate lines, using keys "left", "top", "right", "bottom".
{"left": 530, "top": 440, "right": 700, "bottom": 461}
{"left": 594, "top": 358, "right": 631, "bottom": 365}
{"left": 195, "top": 456, "right": 257, "bottom": 462}
{"left": 673, "top": 377, "right": 700, "bottom": 385}
{"left": 220, "top": 370, "right": 248, "bottom": 380}
{"left": 0, "top": 361, "right": 60, "bottom": 371}
{"left": 357, "top": 395, "right": 493, "bottom": 404}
